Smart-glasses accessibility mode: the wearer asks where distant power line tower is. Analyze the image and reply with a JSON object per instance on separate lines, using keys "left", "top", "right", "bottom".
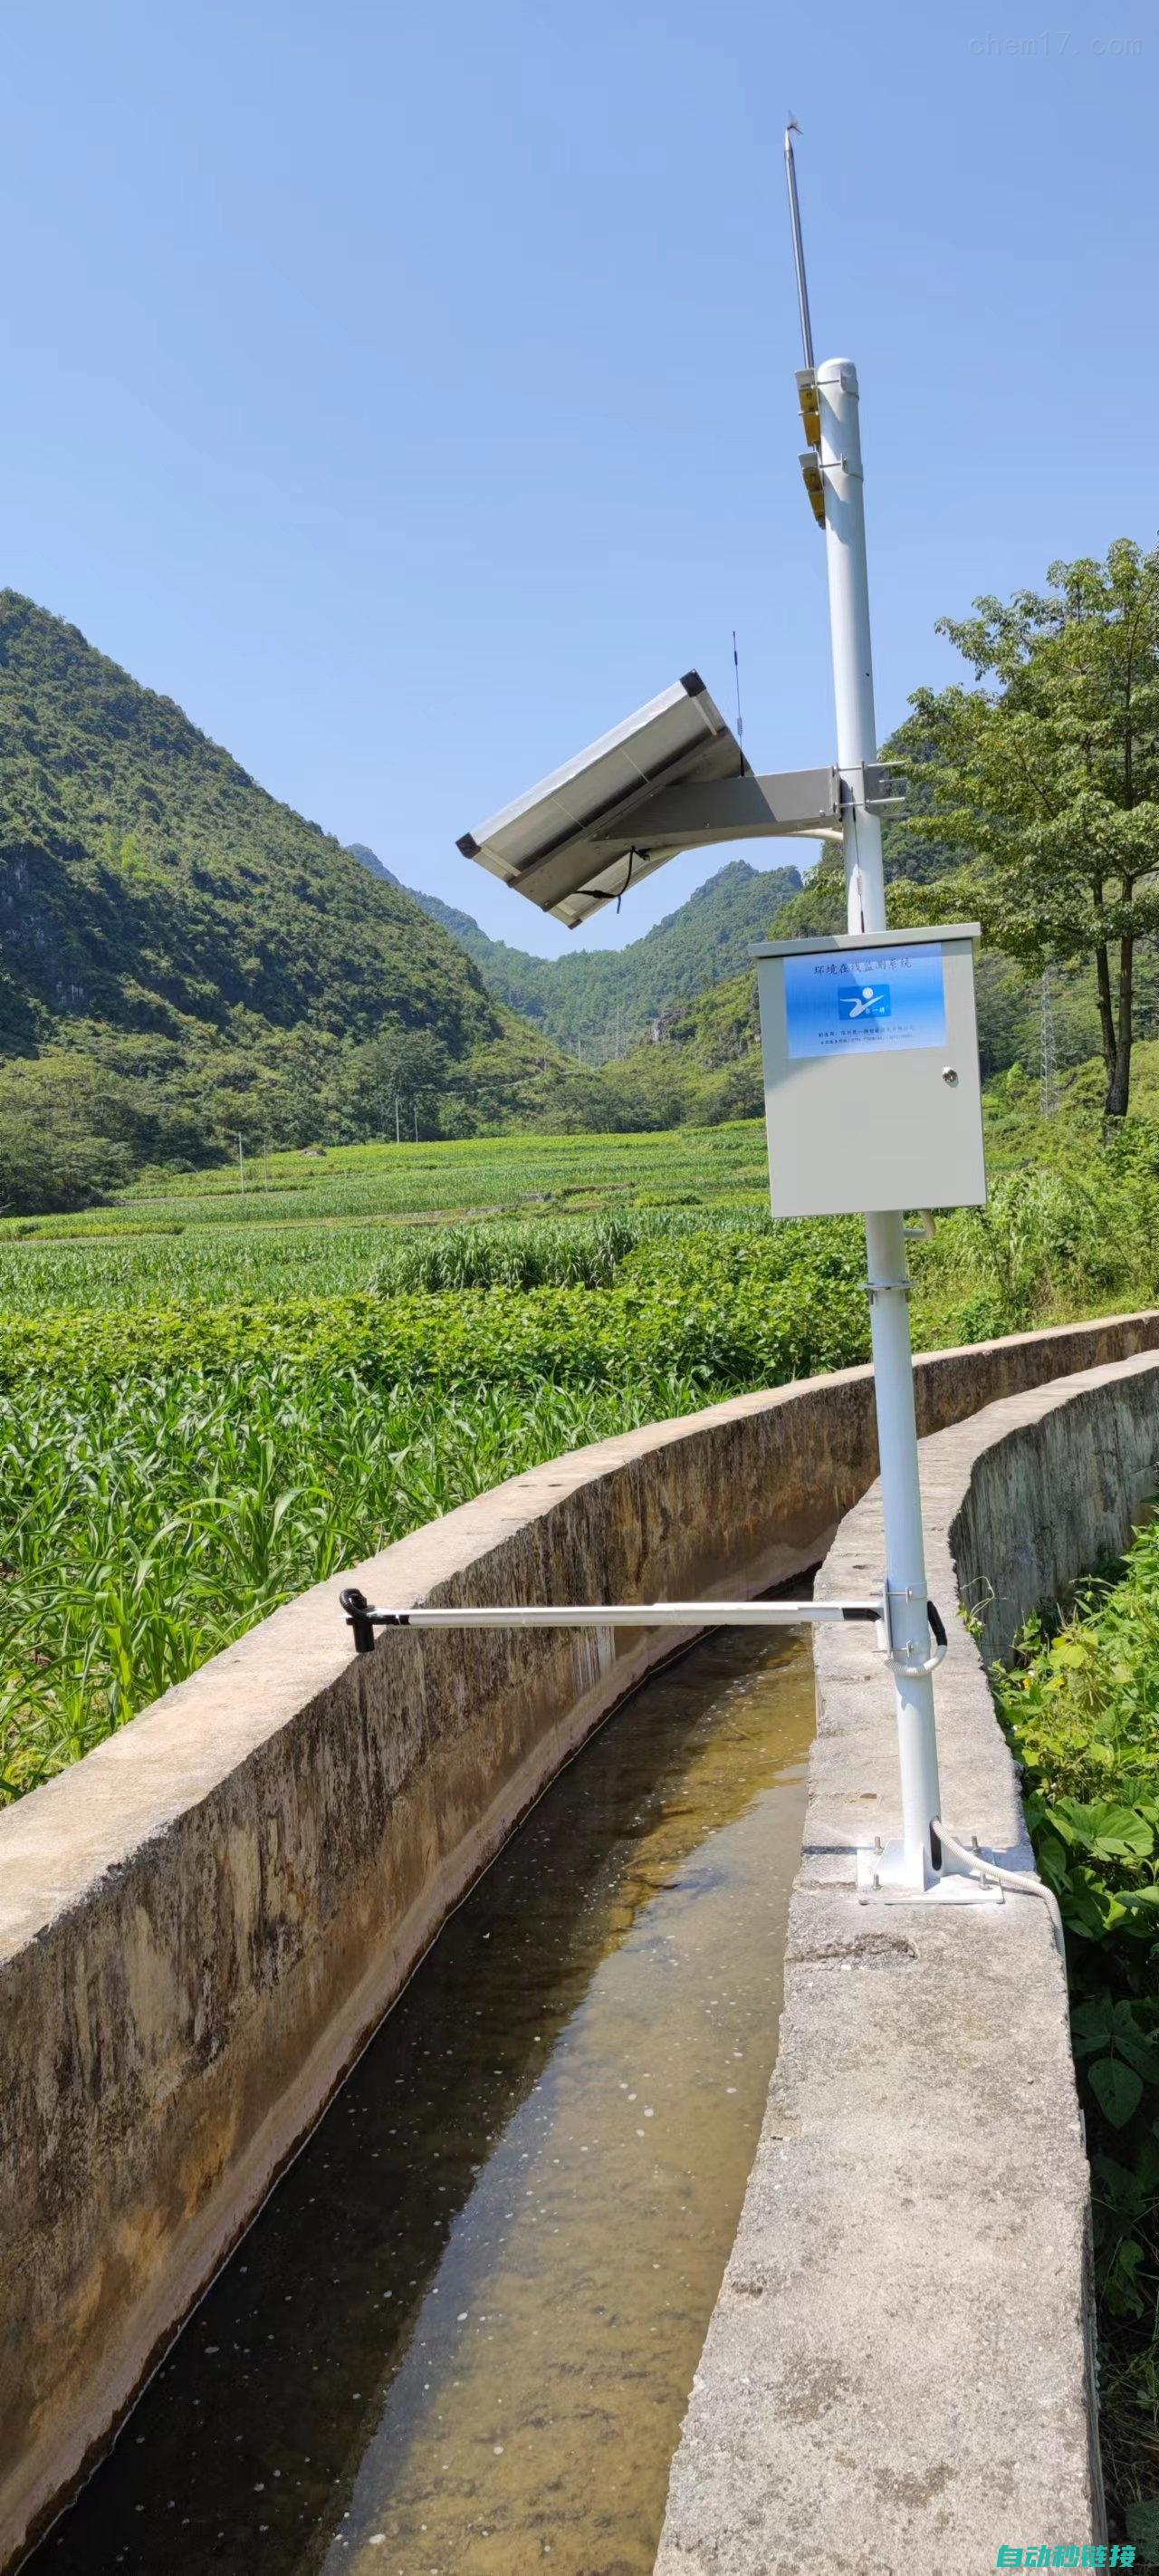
{"left": 1039, "top": 968, "right": 1059, "bottom": 1119}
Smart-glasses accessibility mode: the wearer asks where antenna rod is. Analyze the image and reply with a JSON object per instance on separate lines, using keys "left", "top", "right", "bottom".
{"left": 783, "top": 121, "right": 815, "bottom": 374}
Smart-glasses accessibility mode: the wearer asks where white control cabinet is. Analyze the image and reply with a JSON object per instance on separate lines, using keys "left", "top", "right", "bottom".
{"left": 752, "top": 924, "right": 987, "bottom": 1219}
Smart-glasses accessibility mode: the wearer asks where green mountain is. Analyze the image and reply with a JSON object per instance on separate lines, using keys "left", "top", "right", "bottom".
{"left": 5, "top": 591, "right": 1013, "bottom": 1217}
{"left": 599, "top": 946, "right": 1035, "bottom": 1138}
{"left": 0, "top": 593, "right": 602, "bottom": 1205}
{"left": 0, "top": 596, "right": 508, "bottom": 1061}
{"left": 350, "top": 847, "right": 803, "bottom": 1057}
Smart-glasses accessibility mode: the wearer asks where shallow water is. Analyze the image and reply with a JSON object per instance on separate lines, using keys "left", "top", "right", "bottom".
{"left": 33, "top": 1624, "right": 812, "bottom": 2576}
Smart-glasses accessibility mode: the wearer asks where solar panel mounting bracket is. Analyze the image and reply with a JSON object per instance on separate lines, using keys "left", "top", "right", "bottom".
{"left": 455, "top": 671, "right": 905, "bottom": 928}
{"left": 588, "top": 762, "right": 906, "bottom": 851}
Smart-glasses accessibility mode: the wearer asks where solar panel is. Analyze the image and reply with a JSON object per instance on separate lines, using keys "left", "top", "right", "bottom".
{"left": 455, "top": 675, "right": 907, "bottom": 930}
{"left": 456, "top": 673, "right": 743, "bottom": 929}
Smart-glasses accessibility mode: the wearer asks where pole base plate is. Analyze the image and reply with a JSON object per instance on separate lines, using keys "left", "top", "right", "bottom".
{"left": 856, "top": 1840, "right": 1006, "bottom": 1907}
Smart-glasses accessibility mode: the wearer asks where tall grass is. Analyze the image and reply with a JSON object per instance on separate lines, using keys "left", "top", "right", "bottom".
{"left": 369, "top": 1211, "right": 640, "bottom": 1293}
{"left": 0, "top": 1360, "right": 712, "bottom": 1803}
{"left": 912, "top": 1154, "right": 1159, "bottom": 1344}
{"left": 0, "top": 1205, "right": 772, "bottom": 1312}
{"left": 5, "top": 1127, "right": 1159, "bottom": 1806}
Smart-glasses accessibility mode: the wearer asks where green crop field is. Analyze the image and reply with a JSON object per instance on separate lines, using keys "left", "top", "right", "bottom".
{"left": 6, "top": 1122, "right": 771, "bottom": 1235}
{"left": 0, "top": 1122, "right": 771, "bottom": 1309}
{"left": 4, "top": 1115, "right": 1159, "bottom": 1807}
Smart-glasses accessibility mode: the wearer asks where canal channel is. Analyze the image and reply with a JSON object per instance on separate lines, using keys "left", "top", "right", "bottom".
{"left": 31, "top": 1620, "right": 812, "bottom": 2576}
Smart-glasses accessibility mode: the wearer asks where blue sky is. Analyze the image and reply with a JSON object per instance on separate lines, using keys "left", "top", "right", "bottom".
{"left": 2, "top": 1, "right": 1154, "bottom": 956}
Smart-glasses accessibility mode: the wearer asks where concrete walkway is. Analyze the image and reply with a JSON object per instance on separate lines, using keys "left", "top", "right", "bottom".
{"left": 656, "top": 1351, "right": 1159, "bottom": 2573}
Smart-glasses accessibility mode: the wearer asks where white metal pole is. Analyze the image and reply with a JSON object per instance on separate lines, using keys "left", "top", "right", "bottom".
{"left": 817, "top": 354, "right": 943, "bottom": 1888}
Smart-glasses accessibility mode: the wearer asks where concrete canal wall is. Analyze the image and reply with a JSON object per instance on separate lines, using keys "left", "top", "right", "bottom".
{"left": 657, "top": 1346, "right": 1159, "bottom": 2574}
{"left": 4, "top": 1312, "right": 1159, "bottom": 2567}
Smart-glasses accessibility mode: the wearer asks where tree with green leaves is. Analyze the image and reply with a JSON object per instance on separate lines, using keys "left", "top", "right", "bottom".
{"left": 355, "top": 1029, "right": 451, "bottom": 1139}
{"left": 888, "top": 540, "right": 1159, "bottom": 1120}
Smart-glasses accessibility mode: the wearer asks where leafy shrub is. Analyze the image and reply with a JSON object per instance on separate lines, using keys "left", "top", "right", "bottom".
{"left": 912, "top": 1149, "right": 1159, "bottom": 1345}
{"left": 369, "top": 1213, "right": 637, "bottom": 1295}
{"left": 0, "top": 1246, "right": 871, "bottom": 1399}
{"left": 995, "top": 1533, "right": 1159, "bottom": 2524}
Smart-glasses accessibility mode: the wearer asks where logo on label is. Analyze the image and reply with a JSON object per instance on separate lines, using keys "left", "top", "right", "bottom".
{"left": 838, "top": 983, "right": 891, "bottom": 1023}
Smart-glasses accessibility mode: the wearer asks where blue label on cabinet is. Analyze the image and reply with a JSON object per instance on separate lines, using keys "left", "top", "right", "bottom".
{"left": 785, "top": 945, "right": 946, "bottom": 1058}
{"left": 838, "top": 982, "right": 891, "bottom": 1023}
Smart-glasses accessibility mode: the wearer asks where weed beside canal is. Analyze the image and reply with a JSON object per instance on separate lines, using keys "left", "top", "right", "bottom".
{"left": 995, "top": 1530, "right": 1159, "bottom": 2547}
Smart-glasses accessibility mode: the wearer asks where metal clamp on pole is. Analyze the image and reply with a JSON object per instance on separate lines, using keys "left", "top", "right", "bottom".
{"left": 880, "top": 1588, "right": 948, "bottom": 1679}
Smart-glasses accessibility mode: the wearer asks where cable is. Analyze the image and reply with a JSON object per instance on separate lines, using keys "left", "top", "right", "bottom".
{"left": 931, "top": 1819, "right": 1066, "bottom": 1964}
{"left": 848, "top": 803, "right": 867, "bottom": 932}
{"left": 584, "top": 846, "right": 643, "bottom": 914}
{"left": 616, "top": 846, "right": 641, "bottom": 914}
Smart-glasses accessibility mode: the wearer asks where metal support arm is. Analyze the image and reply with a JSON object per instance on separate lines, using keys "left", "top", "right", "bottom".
{"left": 587, "top": 764, "right": 905, "bottom": 851}
{"left": 340, "top": 1586, "right": 880, "bottom": 1654}
{"left": 339, "top": 1584, "right": 947, "bottom": 1669}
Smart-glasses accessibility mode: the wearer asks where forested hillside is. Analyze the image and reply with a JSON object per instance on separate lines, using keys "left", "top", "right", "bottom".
{"left": 0, "top": 593, "right": 506, "bottom": 1060}
{"left": 7, "top": 565, "right": 1154, "bottom": 1216}
{"left": 350, "top": 847, "right": 802, "bottom": 1054}
{"left": 0, "top": 595, "right": 619, "bottom": 1204}
{"left": 604, "top": 860, "right": 1154, "bottom": 1130}
{"left": 0, "top": 593, "right": 810, "bottom": 1209}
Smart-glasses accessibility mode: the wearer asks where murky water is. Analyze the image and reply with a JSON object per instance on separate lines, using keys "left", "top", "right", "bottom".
{"left": 32, "top": 1626, "right": 812, "bottom": 2576}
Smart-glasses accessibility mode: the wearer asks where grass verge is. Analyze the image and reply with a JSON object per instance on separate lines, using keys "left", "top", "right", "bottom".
{"left": 995, "top": 1532, "right": 1159, "bottom": 2556}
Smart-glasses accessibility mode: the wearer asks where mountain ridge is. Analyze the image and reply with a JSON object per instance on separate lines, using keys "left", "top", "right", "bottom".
{"left": 347, "top": 845, "right": 803, "bottom": 1054}
{"left": 0, "top": 594, "right": 508, "bottom": 1062}
{"left": 0, "top": 593, "right": 610, "bottom": 1195}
